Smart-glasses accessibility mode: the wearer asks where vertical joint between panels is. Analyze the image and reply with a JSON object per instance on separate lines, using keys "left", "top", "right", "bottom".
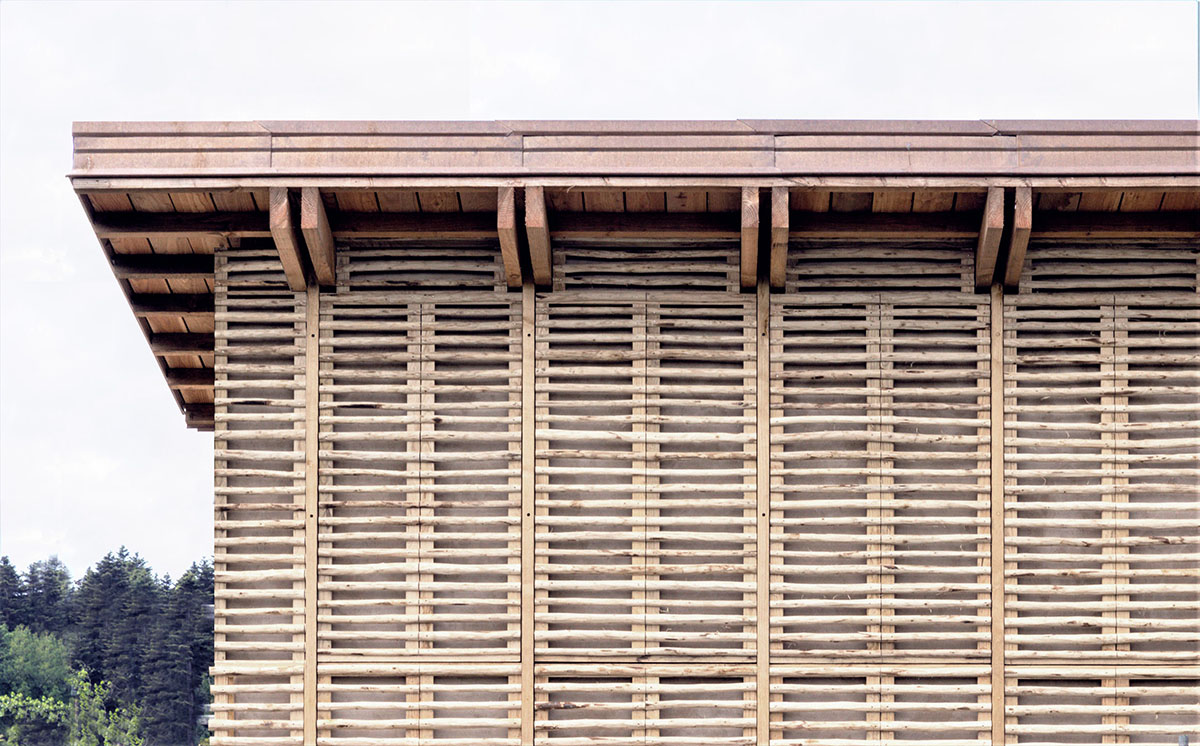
{"left": 989, "top": 284, "right": 1005, "bottom": 746}
{"left": 521, "top": 282, "right": 536, "bottom": 746}
{"left": 304, "top": 284, "right": 319, "bottom": 745}
{"left": 756, "top": 277, "right": 771, "bottom": 745}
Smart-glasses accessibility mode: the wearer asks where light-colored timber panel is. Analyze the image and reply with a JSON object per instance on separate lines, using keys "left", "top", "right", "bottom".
{"left": 535, "top": 244, "right": 756, "bottom": 661}
{"left": 317, "top": 243, "right": 522, "bottom": 673}
{"left": 1005, "top": 666, "right": 1199, "bottom": 743}
{"left": 1005, "top": 241, "right": 1200, "bottom": 664}
{"left": 770, "top": 664, "right": 992, "bottom": 745}
{"left": 210, "top": 244, "right": 307, "bottom": 745}
{"left": 534, "top": 663, "right": 756, "bottom": 745}
{"left": 770, "top": 240, "right": 992, "bottom": 662}
{"left": 316, "top": 662, "right": 520, "bottom": 746}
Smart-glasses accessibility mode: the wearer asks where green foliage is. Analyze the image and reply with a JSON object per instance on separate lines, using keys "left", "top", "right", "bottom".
{"left": 67, "top": 670, "right": 143, "bottom": 746}
{"left": 0, "top": 626, "right": 71, "bottom": 700}
{"left": 0, "top": 559, "right": 22, "bottom": 630}
{"left": 0, "top": 551, "right": 213, "bottom": 746}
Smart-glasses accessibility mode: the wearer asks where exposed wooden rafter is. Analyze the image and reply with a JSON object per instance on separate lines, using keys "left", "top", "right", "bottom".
{"left": 975, "top": 186, "right": 1005, "bottom": 289}
{"left": 299, "top": 187, "right": 335, "bottom": 286}
{"left": 740, "top": 187, "right": 759, "bottom": 288}
{"left": 1003, "top": 186, "right": 1033, "bottom": 289}
{"left": 497, "top": 186, "right": 523, "bottom": 288}
{"left": 164, "top": 367, "right": 214, "bottom": 389}
{"left": 129, "top": 293, "right": 213, "bottom": 319}
{"left": 110, "top": 254, "right": 214, "bottom": 280}
{"left": 269, "top": 187, "right": 308, "bottom": 291}
{"left": 149, "top": 332, "right": 214, "bottom": 355}
{"left": 525, "top": 185, "right": 552, "bottom": 287}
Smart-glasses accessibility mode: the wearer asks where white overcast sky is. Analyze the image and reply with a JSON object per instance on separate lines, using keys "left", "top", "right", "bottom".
{"left": 1, "top": 0, "right": 1197, "bottom": 580}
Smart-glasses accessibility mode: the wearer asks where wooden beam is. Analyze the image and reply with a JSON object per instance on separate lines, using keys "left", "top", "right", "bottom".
{"left": 520, "top": 282, "right": 534, "bottom": 745}
{"left": 741, "top": 187, "right": 759, "bottom": 288}
{"left": 790, "top": 211, "right": 979, "bottom": 238}
{"left": 989, "top": 284, "right": 1005, "bottom": 746}
{"left": 769, "top": 186, "right": 789, "bottom": 288}
{"left": 755, "top": 277, "right": 770, "bottom": 743}
{"left": 1030, "top": 210, "right": 1200, "bottom": 238}
{"left": 299, "top": 187, "right": 336, "bottom": 286}
{"left": 303, "top": 286, "right": 319, "bottom": 744}
{"left": 110, "top": 254, "right": 213, "bottom": 280}
{"left": 1003, "top": 187, "right": 1032, "bottom": 289}
{"left": 497, "top": 187, "right": 523, "bottom": 288}
{"left": 330, "top": 211, "right": 497, "bottom": 238}
{"left": 92, "top": 211, "right": 270, "bottom": 239}
{"left": 165, "top": 367, "right": 214, "bottom": 389}
{"left": 182, "top": 402, "right": 214, "bottom": 430}
{"left": 975, "top": 186, "right": 1004, "bottom": 289}
{"left": 149, "top": 332, "right": 213, "bottom": 355}
{"left": 269, "top": 187, "right": 308, "bottom": 291}
{"left": 129, "top": 293, "right": 214, "bottom": 318}
{"left": 525, "top": 185, "right": 552, "bottom": 287}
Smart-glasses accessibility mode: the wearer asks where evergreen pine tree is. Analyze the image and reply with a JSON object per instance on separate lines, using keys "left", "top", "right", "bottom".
{"left": 21, "top": 557, "right": 71, "bottom": 637}
{"left": 139, "top": 587, "right": 192, "bottom": 745}
{"left": 0, "top": 558, "right": 24, "bottom": 630}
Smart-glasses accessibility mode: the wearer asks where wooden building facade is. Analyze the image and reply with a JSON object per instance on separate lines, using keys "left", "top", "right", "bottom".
{"left": 72, "top": 120, "right": 1199, "bottom": 744}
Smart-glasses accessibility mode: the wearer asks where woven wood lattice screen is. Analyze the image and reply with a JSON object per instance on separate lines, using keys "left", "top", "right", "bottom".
{"left": 212, "top": 241, "right": 1199, "bottom": 745}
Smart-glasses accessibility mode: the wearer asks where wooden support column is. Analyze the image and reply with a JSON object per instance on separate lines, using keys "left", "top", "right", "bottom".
{"left": 741, "top": 188, "right": 760, "bottom": 289}
{"left": 975, "top": 187, "right": 1005, "bottom": 289}
{"left": 769, "top": 186, "right": 789, "bottom": 289}
{"left": 269, "top": 187, "right": 308, "bottom": 291}
{"left": 300, "top": 187, "right": 336, "bottom": 287}
{"left": 520, "top": 282, "right": 535, "bottom": 746}
{"left": 526, "top": 186, "right": 552, "bottom": 287}
{"left": 498, "top": 187, "right": 524, "bottom": 288}
{"left": 989, "top": 284, "right": 1005, "bottom": 746}
{"left": 303, "top": 284, "right": 319, "bottom": 744}
{"left": 755, "top": 276, "right": 770, "bottom": 743}
{"left": 1002, "top": 187, "right": 1032, "bottom": 290}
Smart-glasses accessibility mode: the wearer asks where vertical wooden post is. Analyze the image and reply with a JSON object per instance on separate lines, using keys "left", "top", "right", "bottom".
{"left": 755, "top": 276, "right": 770, "bottom": 744}
{"left": 520, "top": 282, "right": 535, "bottom": 746}
{"left": 211, "top": 253, "right": 231, "bottom": 743}
{"left": 303, "top": 285, "right": 319, "bottom": 744}
{"left": 990, "top": 284, "right": 1005, "bottom": 746}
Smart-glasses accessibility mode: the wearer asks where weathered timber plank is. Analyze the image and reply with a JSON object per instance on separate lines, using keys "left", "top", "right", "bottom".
{"left": 498, "top": 187, "right": 522, "bottom": 288}
{"left": 526, "top": 186, "right": 552, "bottom": 286}
{"left": 269, "top": 187, "right": 307, "bottom": 291}
{"left": 975, "top": 187, "right": 1005, "bottom": 289}
{"left": 93, "top": 211, "right": 270, "bottom": 238}
{"left": 1003, "top": 187, "right": 1033, "bottom": 290}
{"left": 299, "top": 187, "right": 335, "bottom": 286}
{"left": 741, "top": 187, "right": 759, "bottom": 289}
{"left": 769, "top": 186, "right": 789, "bottom": 288}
